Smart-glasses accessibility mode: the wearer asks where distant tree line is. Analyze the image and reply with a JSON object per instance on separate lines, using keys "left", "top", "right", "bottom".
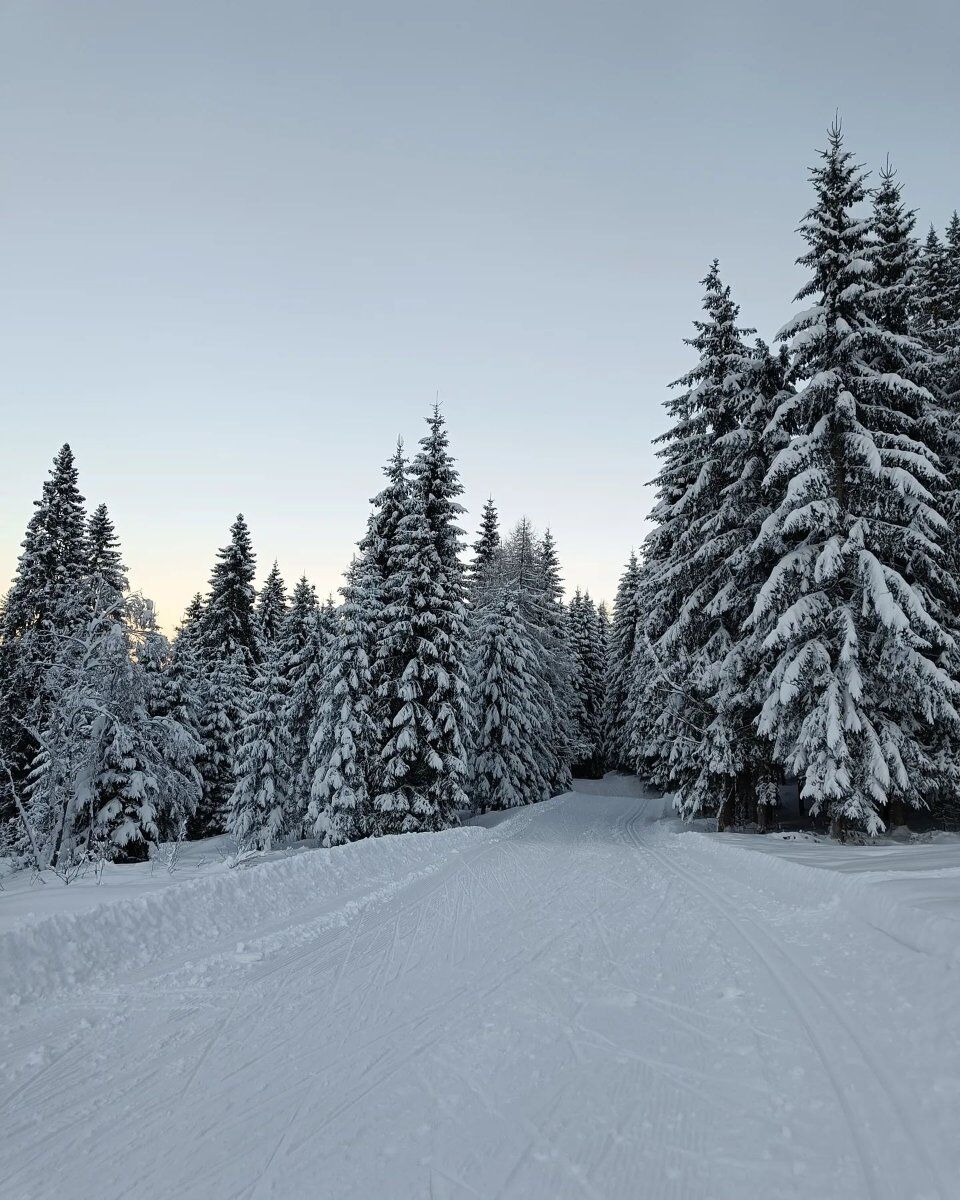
{"left": 0, "top": 410, "right": 610, "bottom": 870}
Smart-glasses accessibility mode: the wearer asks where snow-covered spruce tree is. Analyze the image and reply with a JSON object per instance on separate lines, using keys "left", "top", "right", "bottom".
{"left": 604, "top": 552, "right": 641, "bottom": 772}
{"left": 468, "top": 496, "right": 502, "bottom": 603}
{"left": 193, "top": 515, "right": 261, "bottom": 836}
{"left": 568, "top": 591, "right": 606, "bottom": 777}
{"left": 470, "top": 581, "right": 551, "bottom": 812}
{"left": 917, "top": 219, "right": 960, "bottom": 538}
{"left": 318, "top": 594, "right": 338, "bottom": 643}
{"left": 946, "top": 212, "right": 960, "bottom": 401}
{"left": 914, "top": 223, "right": 960, "bottom": 549}
{"left": 227, "top": 644, "right": 294, "bottom": 851}
{"left": 916, "top": 227, "right": 954, "bottom": 355}
{"left": 630, "top": 262, "right": 755, "bottom": 817}
{"left": 83, "top": 593, "right": 198, "bottom": 862}
{"left": 167, "top": 595, "right": 206, "bottom": 732}
{"left": 256, "top": 561, "right": 288, "bottom": 651}
{"left": 357, "top": 440, "right": 412, "bottom": 802}
{"left": 702, "top": 337, "right": 793, "bottom": 828}
{"left": 490, "top": 520, "right": 572, "bottom": 796}
{"left": 0, "top": 445, "right": 88, "bottom": 828}
{"left": 135, "top": 602, "right": 201, "bottom": 841}
{"left": 533, "top": 528, "right": 575, "bottom": 794}
{"left": 276, "top": 576, "right": 327, "bottom": 826}
{"left": 866, "top": 167, "right": 960, "bottom": 825}
{"left": 200, "top": 515, "right": 261, "bottom": 674}
{"left": 24, "top": 578, "right": 201, "bottom": 867}
{"left": 751, "top": 125, "right": 958, "bottom": 837}
{"left": 86, "top": 503, "right": 128, "bottom": 602}
{"left": 75, "top": 517, "right": 178, "bottom": 861}
{"left": 308, "top": 557, "right": 379, "bottom": 844}
{"left": 939, "top": 213, "right": 960, "bottom": 827}
{"left": 372, "top": 411, "right": 471, "bottom": 833}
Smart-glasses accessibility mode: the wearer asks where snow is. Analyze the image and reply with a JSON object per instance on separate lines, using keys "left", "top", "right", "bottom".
{"left": 3, "top": 776, "right": 960, "bottom": 1198}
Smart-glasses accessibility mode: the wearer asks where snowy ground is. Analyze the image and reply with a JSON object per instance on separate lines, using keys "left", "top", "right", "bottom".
{"left": 3, "top": 778, "right": 960, "bottom": 1200}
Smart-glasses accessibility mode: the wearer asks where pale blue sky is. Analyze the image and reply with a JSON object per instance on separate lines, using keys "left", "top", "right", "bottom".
{"left": 2, "top": 0, "right": 959, "bottom": 627}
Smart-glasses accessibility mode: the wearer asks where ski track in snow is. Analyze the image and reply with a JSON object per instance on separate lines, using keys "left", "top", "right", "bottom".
{"left": 2, "top": 778, "right": 960, "bottom": 1199}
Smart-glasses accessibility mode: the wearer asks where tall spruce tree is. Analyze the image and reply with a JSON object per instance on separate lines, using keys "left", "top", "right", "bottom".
{"left": 86, "top": 503, "right": 128, "bottom": 603}
{"left": 360, "top": 441, "right": 411, "bottom": 803}
{"left": 751, "top": 124, "right": 958, "bottom": 836}
{"left": 227, "top": 644, "right": 293, "bottom": 851}
{"left": 372, "top": 411, "right": 471, "bottom": 833}
{"left": 631, "top": 262, "right": 755, "bottom": 816}
{"left": 470, "top": 583, "right": 551, "bottom": 811}
{"left": 1, "top": 446, "right": 88, "bottom": 825}
{"left": 702, "top": 338, "right": 793, "bottom": 827}
{"left": 568, "top": 591, "right": 606, "bottom": 777}
{"left": 604, "top": 552, "right": 642, "bottom": 772}
{"left": 534, "top": 528, "right": 575, "bottom": 795}
{"left": 487, "top": 520, "right": 574, "bottom": 797}
{"left": 82, "top": 600, "right": 171, "bottom": 862}
{"left": 256, "top": 561, "right": 288, "bottom": 650}
{"left": 136, "top": 604, "right": 201, "bottom": 841}
{"left": 309, "top": 557, "right": 379, "bottom": 844}
{"left": 277, "top": 576, "right": 327, "bottom": 825}
{"left": 468, "top": 497, "right": 501, "bottom": 603}
{"left": 193, "top": 515, "right": 260, "bottom": 836}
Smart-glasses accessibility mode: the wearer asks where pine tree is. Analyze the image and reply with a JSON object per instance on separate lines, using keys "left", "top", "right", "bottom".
{"left": 86, "top": 503, "right": 128, "bottom": 602}
{"left": 193, "top": 515, "right": 260, "bottom": 836}
{"left": 22, "top": 581, "right": 200, "bottom": 867}
{"left": 256, "top": 561, "right": 288, "bottom": 650}
{"left": 136, "top": 601, "right": 201, "bottom": 841}
{"left": 359, "top": 441, "right": 411, "bottom": 801}
{"left": 631, "top": 262, "right": 755, "bottom": 815}
{"left": 174, "top": 593, "right": 206, "bottom": 660}
{"left": 568, "top": 591, "right": 606, "bottom": 777}
{"left": 751, "top": 124, "right": 958, "bottom": 836}
{"left": 468, "top": 496, "right": 501, "bottom": 603}
{"left": 486, "top": 520, "right": 573, "bottom": 798}
{"left": 84, "top": 602, "right": 168, "bottom": 862}
{"left": 1, "top": 445, "right": 88, "bottom": 825}
{"left": 318, "top": 595, "right": 337, "bottom": 643}
{"left": 597, "top": 602, "right": 609, "bottom": 659}
{"left": 228, "top": 646, "right": 293, "bottom": 851}
{"left": 604, "top": 552, "right": 641, "bottom": 772}
{"left": 308, "top": 557, "right": 379, "bottom": 844}
{"left": 916, "top": 227, "right": 954, "bottom": 347}
{"left": 534, "top": 528, "right": 575, "bottom": 795}
{"left": 277, "top": 576, "right": 327, "bottom": 825}
{"left": 470, "top": 585, "right": 551, "bottom": 811}
{"left": 372, "top": 411, "right": 472, "bottom": 833}
{"left": 2, "top": 445, "right": 88, "bottom": 644}
{"left": 703, "top": 338, "right": 793, "bottom": 827}
{"left": 200, "top": 515, "right": 261, "bottom": 673}
{"left": 361, "top": 441, "right": 411, "bottom": 584}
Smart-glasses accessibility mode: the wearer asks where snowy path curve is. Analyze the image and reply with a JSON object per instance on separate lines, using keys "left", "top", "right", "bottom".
{"left": 2, "top": 778, "right": 959, "bottom": 1200}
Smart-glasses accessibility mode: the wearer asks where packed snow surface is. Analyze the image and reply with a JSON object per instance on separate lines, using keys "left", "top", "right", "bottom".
{"left": 3, "top": 777, "right": 960, "bottom": 1199}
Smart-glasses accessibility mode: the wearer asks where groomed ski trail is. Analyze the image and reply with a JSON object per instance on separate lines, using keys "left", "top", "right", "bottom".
{"left": 2, "top": 777, "right": 960, "bottom": 1200}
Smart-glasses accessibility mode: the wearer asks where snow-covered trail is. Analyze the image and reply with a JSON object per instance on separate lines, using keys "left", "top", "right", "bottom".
{"left": 3, "top": 779, "right": 960, "bottom": 1200}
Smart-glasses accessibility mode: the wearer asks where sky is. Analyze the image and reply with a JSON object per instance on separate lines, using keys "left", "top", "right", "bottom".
{"left": 2, "top": 0, "right": 959, "bottom": 630}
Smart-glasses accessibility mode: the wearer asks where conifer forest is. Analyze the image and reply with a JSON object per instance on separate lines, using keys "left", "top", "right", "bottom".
{"left": 4, "top": 100, "right": 960, "bottom": 1200}
{"left": 5, "top": 127, "right": 959, "bottom": 865}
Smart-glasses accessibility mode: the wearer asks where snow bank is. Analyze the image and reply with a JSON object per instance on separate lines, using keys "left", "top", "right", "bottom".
{"left": 674, "top": 826, "right": 960, "bottom": 963}
{"left": 0, "top": 824, "right": 492, "bottom": 1012}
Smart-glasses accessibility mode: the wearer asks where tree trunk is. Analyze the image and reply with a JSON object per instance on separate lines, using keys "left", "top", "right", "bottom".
{"left": 717, "top": 782, "right": 736, "bottom": 832}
